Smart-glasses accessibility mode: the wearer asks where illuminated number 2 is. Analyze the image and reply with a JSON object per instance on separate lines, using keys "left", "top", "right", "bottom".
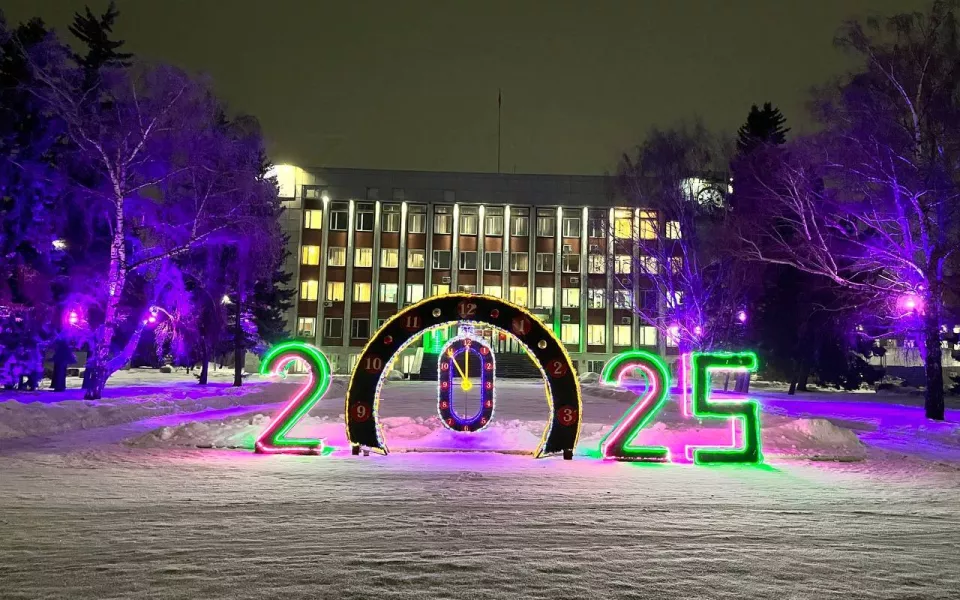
{"left": 598, "top": 350, "right": 671, "bottom": 461}
{"left": 685, "top": 352, "right": 761, "bottom": 464}
{"left": 255, "top": 341, "right": 332, "bottom": 454}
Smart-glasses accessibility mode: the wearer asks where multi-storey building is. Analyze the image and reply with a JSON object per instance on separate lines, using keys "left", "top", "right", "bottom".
{"left": 272, "top": 166, "right": 674, "bottom": 375}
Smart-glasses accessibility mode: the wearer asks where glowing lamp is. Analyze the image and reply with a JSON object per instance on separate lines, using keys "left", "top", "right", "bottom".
{"left": 897, "top": 293, "right": 923, "bottom": 314}
{"left": 693, "top": 325, "right": 703, "bottom": 336}
{"left": 67, "top": 311, "right": 79, "bottom": 326}
{"left": 737, "top": 310, "right": 747, "bottom": 323}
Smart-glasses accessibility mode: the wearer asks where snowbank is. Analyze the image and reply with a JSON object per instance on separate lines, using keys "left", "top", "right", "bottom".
{"left": 129, "top": 411, "right": 866, "bottom": 461}
{"left": 0, "top": 373, "right": 348, "bottom": 441}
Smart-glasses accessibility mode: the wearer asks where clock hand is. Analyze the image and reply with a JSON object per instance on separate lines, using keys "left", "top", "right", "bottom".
{"left": 462, "top": 351, "right": 472, "bottom": 391}
{"left": 447, "top": 349, "right": 468, "bottom": 379}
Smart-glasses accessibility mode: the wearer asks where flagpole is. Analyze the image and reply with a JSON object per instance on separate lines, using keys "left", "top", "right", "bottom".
{"left": 497, "top": 88, "right": 502, "bottom": 174}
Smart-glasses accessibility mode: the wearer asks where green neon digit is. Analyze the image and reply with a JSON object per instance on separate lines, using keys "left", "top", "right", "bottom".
{"left": 688, "top": 351, "right": 761, "bottom": 464}
{"left": 598, "top": 350, "right": 671, "bottom": 461}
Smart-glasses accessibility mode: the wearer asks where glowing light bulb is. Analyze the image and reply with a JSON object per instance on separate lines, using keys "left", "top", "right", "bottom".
{"left": 737, "top": 310, "right": 747, "bottom": 323}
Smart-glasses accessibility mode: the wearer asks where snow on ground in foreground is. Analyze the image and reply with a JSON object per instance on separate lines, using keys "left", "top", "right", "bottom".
{"left": 1, "top": 446, "right": 958, "bottom": 599}
{"left": 2, "top": 380, "right": 960, "bottom": 598}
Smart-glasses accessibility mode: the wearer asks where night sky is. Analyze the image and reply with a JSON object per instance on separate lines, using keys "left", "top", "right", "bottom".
{"left": 4, "top": 0, "right": 927, "bottom": 174}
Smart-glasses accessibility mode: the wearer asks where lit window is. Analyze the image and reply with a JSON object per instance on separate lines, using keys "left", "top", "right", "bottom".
{"left": 670, "top": 256, "right": 682, "bottom": 274}
{"left": 458, "top": 284, "right": 476, "bottom": 293}
{"left": 300, "top": 280, "right": 319, "bottom": 301}
{"left": 485, "top": 208, "right": 504, "bottom": 236}
{"left": 460, "top": 210, "right": 478, "bottom": 235}
{"left": 432, "top": 283, "right": 450, "bottom": 296}
{"left": 613, "top": 325, "right": 631, "bottom": 346}
{"left": 304, "top": 209, "right": 322, "bottom": 229}
{"left": 588, "top": 288, "right": 605, "bottom": 308}
{"left": 296, "top": 317, "right": 316, "bottom": 337}
{"left": 382, "top": 205, "right": 401, "bottom": 232}
{"left": 323, "top": 318, "right": 342, "bottom": 338}
{"left": 407, "top": 249, "right": 425, "bottom": 269}
{"left": 328, "top": 246, "right": 346, "bottom": 267}
{"left": 639, "top": 211, "right": 657, "bottom": 240}
{"left": 562, "top": 217, "right": 581, "bottom": 238}
{"left": 638, "top": 326, "right": 657, "bottom": 346}
{"left": 639, "top": 256, "right": 658, "bottom": 275}
{"left": 433, "top": 250, "right": 451, "bottom": 270}
{"left": 562, "top": 253, "right": 580, "bottom": 273}
{"left": 536, "top": 253, "right": 555, "bottom": 272}
{"left": 407, "top": 205, "right": 426, "bottom": 233}
{"left": 615, "top": 255, "right": 632, "bottom": 274}
{"left": 484, "top": 251, "right": 502, "bottom": 271}
{"left": 561, "top": 324, "right": 580, "bottom": 345}
{"left": 561, "top": 288, "right": 580, "bottom": 308}
{"left": 459, "top": 251, "right": 477, "bottom": 270}
{"left": 330, "top": 204, "right": 349, "bottom": 230}
{"left": 537, "top": 214, "right": 556, "bottom": 237}
{"left": 434, "top": 207, "right": 453, "bottom": 234}
{"left": 325, "top": 281, "right": 344, "bottom": 302}
{"left": 483, "top": 285, "right": 502, "bottom": 298}
{"left": 351, "top": 318, "right": 370, "bottom": 339}
{"left": 406, "top": 283, "right": 424, "bottom": 303}
{"left": 614, "top": 209, "right": 633, "bottom": 238}
{"left": 510, "top": 252, "right": 528, "bottom": 272}
{"left": 614, "top": 290, "right": 633, "bottom": 309}
{"left": 354, "top": 247, "right": 373, "bottom": 267}
{"left": 666, "top": 220, "right": 681, "bottom": 239}
{"left": 381, "top": 248, "right": 399, "bottom": 268}
{"left": 379, "top": 283, "right": 398, "bottom": 303}
{"left": 511, "top": 210, "right": 529, "bottom": 236}
{"left": 534, "top": 287, "right": 554, "bottom": 309}
{"left": 588, "top": 254, "right": 605, "bottom": 274}
{"left": 509, "top": 286, "right": 528, "bottom": 307}
{"left": 355, "top": 204, "right": 374, "bottom": 231}
{"left": 587, "top": 324, "right": 605, "bottom": 345}
{"left": 353, "top": 282, "right": 371, "bottom": 302}
{"left": 301, "top": 245, "right": 320, "bottom": 265}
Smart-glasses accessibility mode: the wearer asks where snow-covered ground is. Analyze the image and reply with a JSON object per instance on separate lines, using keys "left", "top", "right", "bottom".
{"left": 2, "top": 377, "right": 959, "bottom": 598}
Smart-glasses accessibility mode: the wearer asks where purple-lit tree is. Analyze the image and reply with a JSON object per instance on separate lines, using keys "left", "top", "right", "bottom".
{"left": 20, "top": 35, "right": 281, "bottom": 399}
{"left": 616, "top": 122, "right": 749, "bottom": 355}
{"left": 738, "top": 2, "right": 960, "bottom": 419}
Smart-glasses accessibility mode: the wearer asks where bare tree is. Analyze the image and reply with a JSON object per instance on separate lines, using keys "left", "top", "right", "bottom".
{"left": 616, "top": 122, "right": 749, "bottom": 355}
{"left": 738, "top": 1, "right": 960, "bottom": 419}
{"left": 22, "top": 37, "right": 280, "bottom": 399}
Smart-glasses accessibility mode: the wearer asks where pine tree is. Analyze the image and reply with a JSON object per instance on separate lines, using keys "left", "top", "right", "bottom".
{"left": 736, "top": 102, "right": 790, "bottom": 155}
{"left": 68, "top": 1, "right": 132, "bottom": 73}
{"left": 250, "top": 249, "right": 295, "bottom": 351}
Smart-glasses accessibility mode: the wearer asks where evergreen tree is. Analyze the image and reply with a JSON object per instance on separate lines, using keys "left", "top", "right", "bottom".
{"left": 250, "top": 248, "right": 295, "bottom": 350}
{"left": 736, "top": 102, "right": 790, "bottom": 154}
{"left": 68, "top": 1, "right": 132, "bottom": 73}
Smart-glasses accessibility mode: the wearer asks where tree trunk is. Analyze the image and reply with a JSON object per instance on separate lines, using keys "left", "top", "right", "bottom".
{"left": 233, "top": 296, "right": 244, "bottom": 387}
{"left": 198, "top": 343, "right": 209, "bottom": 386}
{"left": 51, "top": 340, "right": 69, "bottom": 392}
{"left": 922, "top": 301, "right": 945, "bottom": 420}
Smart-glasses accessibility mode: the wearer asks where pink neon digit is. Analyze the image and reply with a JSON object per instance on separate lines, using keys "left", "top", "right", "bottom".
{"left": 680, "top": 352, "right": 691, "bottom": 418}
{"left": 601, "top": 364, "right": 661, "bottom": 458}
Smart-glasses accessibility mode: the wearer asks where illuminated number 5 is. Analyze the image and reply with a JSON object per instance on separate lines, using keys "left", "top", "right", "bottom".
{"left": 255, "top": 341, "right": 332, "bottom": 454}
{"left": 598, "top": 350, "right": 671, "bottom": 461}
{"left": 686, "top": 352, "right": 761, "bottom": 464}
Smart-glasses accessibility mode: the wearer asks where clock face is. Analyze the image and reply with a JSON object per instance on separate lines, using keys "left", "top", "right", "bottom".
{"left": 438, "top": 336, "right": 495, "bottom": 432}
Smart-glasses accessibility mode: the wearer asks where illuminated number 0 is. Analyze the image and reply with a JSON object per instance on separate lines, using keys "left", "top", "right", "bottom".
{"left": 255, "top": 341, "right": 332, "bottom": 454}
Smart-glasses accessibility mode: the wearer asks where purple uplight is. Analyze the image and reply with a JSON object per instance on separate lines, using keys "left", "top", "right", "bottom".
{"left": 148, "top": 315, "right": 158, "bottom": 324}
{"left": 897, "top": 292, "right": 924, "bottom": 315}
{"left": 737, "top": 310, "right": 747, "bottom": 323}
{"left": 693, "top": 325, "right": 703, "bottom": 336}
{"left": 67, "top": 311, "right": 79, "bottom": 326}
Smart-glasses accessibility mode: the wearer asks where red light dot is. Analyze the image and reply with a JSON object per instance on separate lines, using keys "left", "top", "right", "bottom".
{"left": 490, "top": 309, "right": 499, "bottom": 319}
{"left": 383, "top": 335, "right": 393, "bottom": 345}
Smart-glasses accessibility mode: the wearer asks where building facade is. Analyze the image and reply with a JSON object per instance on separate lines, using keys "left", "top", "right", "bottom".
{"left": 273, "top": 166, "right": 675, "bottom": 375}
